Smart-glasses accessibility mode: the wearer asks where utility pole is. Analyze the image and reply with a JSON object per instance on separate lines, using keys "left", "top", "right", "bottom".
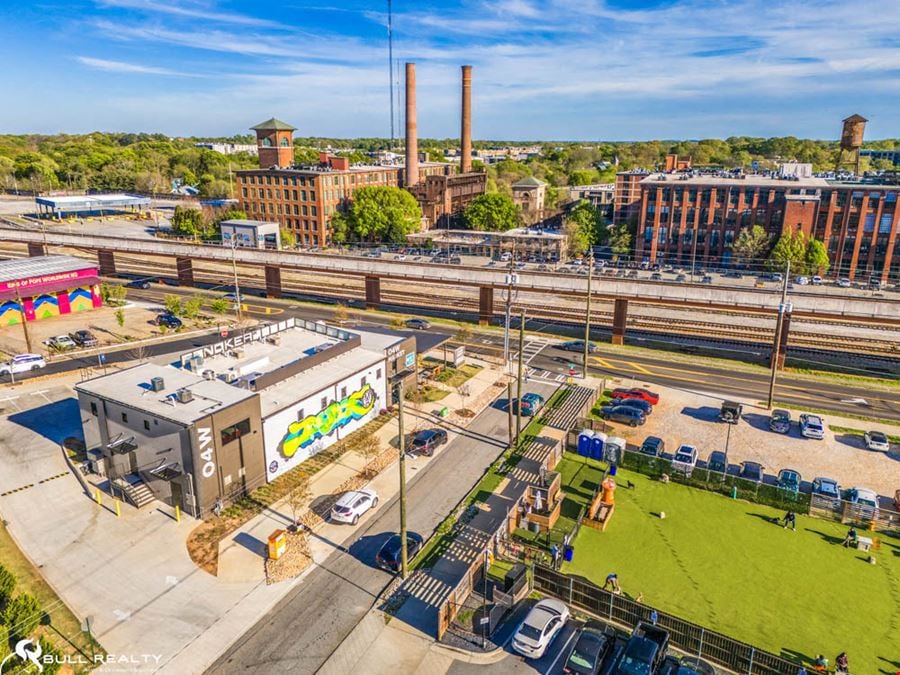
{"left": 767, "top": 261, "right": 790, "bottom": 409}
{"left": 582, "top": 252, "right": 593, "bottom": 379}
{"left": 230, "top": 238, "right": 243, "bottom": 325}
{"left": 15, "top": 290, "right": 32, "bottom": 353}
{"left": 503, "top": 257, "right": 516, "bottom": 373}
{"left": 397, "top": 381, "right": 408, "bottom": 579}
{"left": 516, "top": 307, "right": 525, "bottom": 446}
{"left": 507, "top": 380, "right": 514, "bottom": 448}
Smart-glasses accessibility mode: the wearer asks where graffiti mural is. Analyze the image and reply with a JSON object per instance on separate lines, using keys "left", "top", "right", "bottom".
{"left": 68, "top": 286, "right": 94, "bottom": 312}
{"left": 0, "top": 300, "right": 22, "bottom": 326}
{"left": 31, "top": 293, "right": 60, "bottom": 320}
{"left": 280, "top": 384, "right": 377, "bottom": 458}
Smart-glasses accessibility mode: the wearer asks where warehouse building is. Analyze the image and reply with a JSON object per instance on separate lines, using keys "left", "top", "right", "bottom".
{"left": 0, "top": 255, "right": 101, "bottom": 326}
{"left": 75, "top": 319, "right": 417, "bottom": 517}
{"left": 34, "top": 193, "right": 151, "bottom": 220}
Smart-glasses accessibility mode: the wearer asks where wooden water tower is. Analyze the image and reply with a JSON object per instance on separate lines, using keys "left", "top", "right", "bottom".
{"left": 834, "top": 114, "right": 867, "bottom": 175}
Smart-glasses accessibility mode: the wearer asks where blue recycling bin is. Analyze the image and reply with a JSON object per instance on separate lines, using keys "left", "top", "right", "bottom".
{"left": 577, "top": 433, "right": 593, "bottom": 457}
{"left": 564, "top": 545, "right": 574, "bottom": 562}
{"left": 609, "top": 463, "right": 618, "bottom": 476}
{"left": 590, "top": 436, "right": 604, "bottom": 460}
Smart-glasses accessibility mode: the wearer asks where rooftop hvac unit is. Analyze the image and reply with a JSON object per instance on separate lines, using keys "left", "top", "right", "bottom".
{"left": 223, "top": 370, "right": 238, "bottom": 384}
{"left": 150, "top": 376, "right": 165, "bottom": 392}
{"left": 176, "top": 388, "right": 194, "bottom": 404}
{"left": 229, "top": 349, "right": 244, "bottom": 358}
{"left": 267, "top": 336, "right": 281, "bottom": 345}
{"left": 201, "top": 369, "right": 216, "bottom": 381}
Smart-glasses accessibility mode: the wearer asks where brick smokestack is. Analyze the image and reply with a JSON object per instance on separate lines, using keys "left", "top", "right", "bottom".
{"left": 405, "top": 62, "right": 418, "bottom": 188}
{"left": 461, "top": 65, "right": 472, "bottom": 173}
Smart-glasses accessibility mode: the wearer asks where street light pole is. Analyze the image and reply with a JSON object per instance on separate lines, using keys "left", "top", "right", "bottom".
{"left": 582, "top": 252, "right": 593, "bottom": 378}
{"left": 766, "top": 261, "right": 790, "bottom": 409}
{"left": 230, "top": 238, "right": 243, "bottom": 325}
{"left": 397, "top": 381, "right": 408, "bottom": 579}
{"left": 507, "top": 380, "right": 514, "bottom": 449}
{"left": 503, "top": 257, "right": 515, "bottom": 374}
{"left": 15, "top": 290, "right": 32, "bottom": 354}
{"left": 516, "top": 307, "right": 525, "bottom": 447}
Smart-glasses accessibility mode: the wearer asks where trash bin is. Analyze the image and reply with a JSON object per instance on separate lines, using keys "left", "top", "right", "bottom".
{"left": 609, "top": 463, "right": 618, "bottom": 476}
{"left": 564, "top": 545, "right": 574, "bottom": 562}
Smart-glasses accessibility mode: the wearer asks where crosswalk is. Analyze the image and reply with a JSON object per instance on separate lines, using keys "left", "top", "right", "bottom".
{"left": 525, "top": 367, "right": 570, "bottom": 384}
{"left": 510, "top": 337, "right": 551, "bottom": 365}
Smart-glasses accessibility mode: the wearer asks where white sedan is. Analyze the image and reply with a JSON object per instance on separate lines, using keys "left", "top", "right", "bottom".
{"left": 330, "top": 488, "right": 379, "bottom": 525}
{"left": 511, "top": 598, "right": 569, "bottom": 659}
{"left": 864, "top": 430, "right": 891, "bottom": 453}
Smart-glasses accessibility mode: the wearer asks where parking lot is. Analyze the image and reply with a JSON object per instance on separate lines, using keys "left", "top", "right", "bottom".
{"left": 596, "top": 382, "right": 900, "bottom": 498}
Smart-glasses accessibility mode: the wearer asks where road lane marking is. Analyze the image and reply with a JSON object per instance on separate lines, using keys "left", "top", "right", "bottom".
{"left": 628, "top": 361, "right": 654, "bottom": 374}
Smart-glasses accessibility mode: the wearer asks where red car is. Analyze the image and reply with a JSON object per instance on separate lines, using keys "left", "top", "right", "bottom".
{"left": 611, "top": 387, "right": 660, "bottom": 405}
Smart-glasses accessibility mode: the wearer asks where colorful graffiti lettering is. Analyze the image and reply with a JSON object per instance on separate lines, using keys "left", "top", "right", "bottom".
{"left": 281, "top": 384, "right": 377, "bottom": 458}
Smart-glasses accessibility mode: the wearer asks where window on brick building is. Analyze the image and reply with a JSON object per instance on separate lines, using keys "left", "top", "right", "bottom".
{"left": 880, "top": 214, "right": 893, "bottom": 233}
{"left": 311, "top": 206, "right": 317, "bottom": 216}
{"left": 310, "top": 190, "right": 316, "bottom": 200}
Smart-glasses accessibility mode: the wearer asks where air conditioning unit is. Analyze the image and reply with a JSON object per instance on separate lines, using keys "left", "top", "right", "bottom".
{"left": 228, "top": 349, "right": 244, "bottom": 358}
{"left": 267, "top": 336, "right": 281, "bottom": 346}
{"left": 201, "top": 369, "right": 216, "bottom": 381}
{"left": 176, "top": 388, "right": 194, "bottom": 404}
{"left": 150, "top": 376, "right": 165, "bottom": 392}
{"left": 223, "top": 370, "right": 238, "bottom": 384}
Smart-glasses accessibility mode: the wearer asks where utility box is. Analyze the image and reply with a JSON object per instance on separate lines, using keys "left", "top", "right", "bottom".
{"left": 268, "top": 529, "right": 287, "bottom": 560}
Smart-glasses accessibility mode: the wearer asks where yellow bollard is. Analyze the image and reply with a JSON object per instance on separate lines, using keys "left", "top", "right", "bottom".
{"left": 115, "top": 500, "right": 121, "bottom": 518}
{"left": 95, "top": 489, "right": 101, "bottom": 506}
{"left": 175, "top": 505, "right": 181, "bottom": 523}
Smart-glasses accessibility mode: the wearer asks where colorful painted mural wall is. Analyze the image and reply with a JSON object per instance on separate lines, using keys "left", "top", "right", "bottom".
{"left": 262, "top": 362, "right": 387, "bottom": 481}
{"left": 0, "top": 284, "right": 101, "bottom": 326}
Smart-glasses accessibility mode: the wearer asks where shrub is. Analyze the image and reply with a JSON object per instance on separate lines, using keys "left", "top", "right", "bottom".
{"left": 37, "top": 637, "right": 61, "bottom": 675}
{"left": 3, "top": 593, "right": 43, "bottom": 641}
{"left": 0, "top": 564, "right": 16, "bottom": 605}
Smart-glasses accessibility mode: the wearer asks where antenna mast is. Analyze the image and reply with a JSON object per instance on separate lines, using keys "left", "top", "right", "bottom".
{"left": 388, "top": 0, "right": 395, "bottom": 150}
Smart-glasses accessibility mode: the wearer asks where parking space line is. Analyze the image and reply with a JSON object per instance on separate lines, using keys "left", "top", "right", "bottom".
{"left": 0, "top": 483, "right": 35, "bottom": 497}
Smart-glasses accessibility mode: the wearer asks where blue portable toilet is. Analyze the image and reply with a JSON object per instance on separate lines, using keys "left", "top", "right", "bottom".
{"left": 577, "top": 430, "right": 593, "bottom": 457}
{"left": 591, "top": 434, "right": 605, "bottom": 460}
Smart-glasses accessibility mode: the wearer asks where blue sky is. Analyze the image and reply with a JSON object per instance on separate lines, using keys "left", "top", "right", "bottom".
{"left": 1, "top": 0, "right": 898, "bottom": 140}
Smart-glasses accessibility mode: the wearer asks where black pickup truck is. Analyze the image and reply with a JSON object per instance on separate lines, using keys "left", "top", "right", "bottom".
{"left": 612, "top": 621, "right": 670, "bottom": 674}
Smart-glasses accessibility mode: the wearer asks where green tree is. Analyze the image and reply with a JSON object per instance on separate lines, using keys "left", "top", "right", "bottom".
{"left": 210, "top": 298, "right": 231, "bottom": 314}
{"left": 114, "top": 308, "right": 125, "bottom": 329}
{"left": 565, "top": 200, "right": 605, "bottom": 256}
{"left": 340, "top": 186, "right": 421, "bottom": 242}
{"left": 0, "top": 625, "right": 9, "bottom": 662}
{"left": 37, "top": 637, "right": 62, "bottom": 675}
{"left": 330, "top": 210, "right": 350, "bottom": 244}
{"left": 463, "top": 193, "right": 521, "bottom": 231}
{"left": 3, "top": 593, "right": 42, "bottom": 641}
{"left": 164, "top": 295, "right": 183, "bottom": 316}
{"left": 0, "top": 563, "right": 16, "bottom": 605}
{"left": 99, "top": 283, "right": 126, "bottom": 306}
{"left": 608, "top": 221, "right": 634, "bottom": 256}
{"left": 170, "top": 206, "right": 208, "bottom": 238}
{"left": 279, "top": 226, "right": 294, "bottom": 249}
{"left": 731, "top": 224, "right": 771, "bottom": 268}
{"left": 804, "top": 237, "right": 830, "bottom": 275}
{"left": 768, "top": 231, "right": 807, "bottom": 273}
{"left": 182, "top": 295, "right": 203, "bottom": 320}
{"left": 568, "top": 169, "right": 599, "bottom": 186}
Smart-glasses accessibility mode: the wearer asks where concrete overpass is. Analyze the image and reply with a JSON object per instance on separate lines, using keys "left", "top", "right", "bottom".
{"left": 4, "top": 227, "right": 898, "bottom": 353}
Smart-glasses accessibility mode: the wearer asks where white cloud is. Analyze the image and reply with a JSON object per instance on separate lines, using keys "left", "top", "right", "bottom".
{"left": 76, "top": 55, "right": 188, "bottom": 76}
{"left": 95, "top": 0, "right": 279, "bottom": 27}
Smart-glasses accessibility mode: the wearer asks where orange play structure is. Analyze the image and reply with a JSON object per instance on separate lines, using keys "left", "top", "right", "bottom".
{"left": 585, "top": 476, "right": 616, "bottom": 532}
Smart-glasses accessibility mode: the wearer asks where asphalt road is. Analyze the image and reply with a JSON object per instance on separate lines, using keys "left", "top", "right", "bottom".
{"left": 208, "top": 384, "right": 519, "bottom": 674}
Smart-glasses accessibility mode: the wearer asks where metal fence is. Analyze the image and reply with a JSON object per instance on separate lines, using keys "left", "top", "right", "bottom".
{"left": 532, "top": 565, "right": 800, "bottom": 675}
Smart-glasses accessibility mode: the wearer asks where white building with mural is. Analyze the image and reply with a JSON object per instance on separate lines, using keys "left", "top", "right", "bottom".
{"left": 76, "top": 318, "right": 417, "bottom": 517}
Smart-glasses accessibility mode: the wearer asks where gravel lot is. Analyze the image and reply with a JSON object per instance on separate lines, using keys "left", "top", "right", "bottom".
{"left": 599, "top": 381, "right": 900, "bottom": 497}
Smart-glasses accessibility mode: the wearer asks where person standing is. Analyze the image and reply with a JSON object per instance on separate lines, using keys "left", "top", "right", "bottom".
{"left": 835, "top": 652, "right": 849, "bottom": 673}
{"left": 649, "top": 609, "right": 658, "bottom": 625}
{"left": 551, "top": 543, "right": 560, "bottom": 570}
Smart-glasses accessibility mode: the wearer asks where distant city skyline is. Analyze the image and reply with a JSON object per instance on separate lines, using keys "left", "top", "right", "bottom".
{"left": 1, "top": 0, "right": 898, "bottom": 140}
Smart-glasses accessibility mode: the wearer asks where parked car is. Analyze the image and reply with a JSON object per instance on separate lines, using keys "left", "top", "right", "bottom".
{"left": 46, "top": 335, "right": 77, "bottom": 350}
{"left": 671, "top": 445, "right": 698, "bottom": 476}
{"left": 517, "top": 393, "right": 545, "bottom": 417}
{"left": 564, "top": 620, "right": 615, "bottom": 675}
{"left": 650, "top": 272, "right": 663, "bottom": 281}
{"left": 330, "top": 489, "right": 378, "bottom": 525}
{"left": 375, "top": 532, "right": 424, "bottom": 572}
{"left": 125, "top": 278, "right": 151, "bottom": 289}
{"left": 769, "top": 409, "right": 791, "bottom": 434}
{"left": 600, "top": 406, "right": 646, "bottom": 427}
{"left": 836, "top": 277, "right": 851, "bottom": 288}
{"left": 411, "top": 428, "right": 448, "bottom": 456}
{"left": 614, "top": 398, "right": 653, "bottom": 416}
{"left": 719, "top": 400, "right": 742, "bottom": 423}
{"left": 69, "top": 329, "right": 99, "bottom": 347}
{"left": 639, "top": 436, "right": 665, "bottom": 457}
{"left": 154, "top": 313, "right": 183, "bottom": 329}
{"left": 405, "top": 318, "right": 430, "bottom": 330}
{"left": 723, "top": 271, "right": 743, "bottom": 279}
{"left": 794, "top": 275, "right": 809, "bottom": 285}
{"left": 700, "top": 275, "right": 713, "bottom": 284}
{"left": 223, "top": 293, "right": 245, "bottom": 302}
{"left": 777, "top": 468, "right": 802, "bottom": 494}
{"left": 0, "top": 354, "right": 47, "bottom": 376}
{"left": 674, "top": 274, "right": 687, "bottom": 283}
{"left": 738, "top": 461, "right": 764, "bottom": 484}
{"left": 864, "top": 430, "right": 891, "bottom": 452}
{"left": 512, "top": 598, "right": 570, "bottom": 659}
{"left": 611, "top": 388, "right": 660, "bottom": 405}
{"left": 706, "top": 450, "right": 728, "bottom": 474}
{"left": 559, "top": 340, "right": 599, "bottom": 353}
{"left": 613, "top": 621, "right": 669, "bottom": 675}
{"left": 843, "top": 487, "right": 879, "bottom": 519}
{"left": 799, "top": 413, "right": 825, "bottom": 440}
{"left": 811, "top": 275, "right": 823, "bottom": 285}
{"left": 812, "top": 476, "right": 841, "bottom": 507}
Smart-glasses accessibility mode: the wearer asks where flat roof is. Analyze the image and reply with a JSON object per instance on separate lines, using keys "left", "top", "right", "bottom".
{"left": 236, "top": 161, "right": 449, "bottom": 176}
{"left": 409, "top": 228, "right": 565, "bottom": 241}
{"left": 75, "top": 363, "right": 256, "bottom": 426}
{"left": 196, "top": 325, "right": 388, "bottom": 417}
{"left": 220, "top": 219, "right": 280, "bottom": 229}
{"left": 35, "top": 194, "right": 151, "bottom": 210}
{"left": 640, "top": 172, "right": 829, "bottom": 188}
{"left": 0, "top": 255, "right": 96, "bottom": 283}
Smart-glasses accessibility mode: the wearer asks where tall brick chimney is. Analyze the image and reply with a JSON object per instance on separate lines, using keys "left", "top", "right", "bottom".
{"left": 405, "top": 62, "right": 418, "bottom": 188}
{"left": 461, "top": 65, "right": 472, "bottom": 174}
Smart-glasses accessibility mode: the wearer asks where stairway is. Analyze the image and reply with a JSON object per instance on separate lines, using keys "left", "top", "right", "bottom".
{"left": 114, "top": 476, "right": 156, "bottom": 508}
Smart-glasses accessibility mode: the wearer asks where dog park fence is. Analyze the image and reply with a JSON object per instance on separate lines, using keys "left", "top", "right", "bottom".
{"left": 532, "top": 564, "right": 801, "bottom": 675}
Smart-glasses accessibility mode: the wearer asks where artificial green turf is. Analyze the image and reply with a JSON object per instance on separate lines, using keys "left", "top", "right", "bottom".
{"left": 558, "top": 454, "right": 900, "bottom": 673}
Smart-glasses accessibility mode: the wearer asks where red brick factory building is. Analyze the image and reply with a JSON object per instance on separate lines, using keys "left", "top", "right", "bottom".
{"left": 236, "top": 64, "right": 486, "bottom": 247}
{"left": 616, "top": 159, "right": 900, "bottom": 282}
